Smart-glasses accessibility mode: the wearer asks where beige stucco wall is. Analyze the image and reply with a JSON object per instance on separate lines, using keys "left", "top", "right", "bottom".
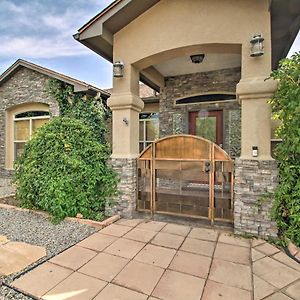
{"left": 109, "top": 0, "right": 275, "bottom": 159}
{"left": 114, "top": 0, "right": 271, "bottom": 77}
{"left": 142, "top": 102, "right": 159, "bottom": 113}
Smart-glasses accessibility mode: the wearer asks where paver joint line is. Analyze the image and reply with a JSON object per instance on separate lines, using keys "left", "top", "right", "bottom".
{"left": 7, "top": 219, "right": 300, "bottom": 300}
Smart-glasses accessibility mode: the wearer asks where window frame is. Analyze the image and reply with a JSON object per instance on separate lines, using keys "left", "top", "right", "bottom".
{"left": 5, "top": 103, "right": 50, "bottom": 169}
{"left": 13, "top": 114, "right": 50, "bottom": 160}
{"left": 139, "top": 113, "right": 159, "bottom": 152}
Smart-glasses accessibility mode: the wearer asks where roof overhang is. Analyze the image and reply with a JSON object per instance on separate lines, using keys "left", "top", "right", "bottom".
{"left": 271, "top": 0, "right": 300, "bottom": 69}
{"left": 74, "top": 0, "right": 160, "bottom": 63}
{"left": 0, "top": 59, "right": 110, "bottom": 99}
{"left": 74, "top": 0, "right": 300, "bottom": 86}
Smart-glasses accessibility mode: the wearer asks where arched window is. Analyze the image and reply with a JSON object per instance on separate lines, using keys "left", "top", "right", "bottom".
{"left": 5, "top": 103, "right": 50, "bottom": 169}
{"left": 13, "top": 111, "right": 50, "bottom": 159}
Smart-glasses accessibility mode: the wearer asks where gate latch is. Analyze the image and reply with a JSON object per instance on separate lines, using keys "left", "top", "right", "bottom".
{"left": 205, "top": 161, "right": 211, "bottom": 172}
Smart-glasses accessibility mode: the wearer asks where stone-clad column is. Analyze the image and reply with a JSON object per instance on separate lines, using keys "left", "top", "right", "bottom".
{"left": 107, "top": 65, "right": 144, "bottom": 217}
{"left": 234, "top": 159, "right": 278, "bottom": 237}
{"left": 234, "top": 77, "right": 278, "bottom": 237}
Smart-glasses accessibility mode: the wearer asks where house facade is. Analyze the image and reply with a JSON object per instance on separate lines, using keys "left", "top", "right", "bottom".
{"left": 0, "top": 59, "right": 109, "bottom": 197}
{"left": 75, "top": 0, "right": 300, "bottom": 237}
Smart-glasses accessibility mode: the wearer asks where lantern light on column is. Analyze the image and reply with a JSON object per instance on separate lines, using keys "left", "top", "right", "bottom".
{"left": 250, "top": 34, "right": 264, "bottom": 57}
{"left": 113, "top": 61, "right": 124, "bottom": 77}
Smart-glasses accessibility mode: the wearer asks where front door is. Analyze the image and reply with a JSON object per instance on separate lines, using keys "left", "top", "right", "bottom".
{"left": 189, "top": 110, "right": 223, "bottom": 147}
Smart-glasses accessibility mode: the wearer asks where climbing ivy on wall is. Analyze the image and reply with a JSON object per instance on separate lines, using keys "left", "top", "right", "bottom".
{"left": 270, "top": 52, "right": 300, "bottom": 246}
{"left": 48, "top": 79, "right": 111, "bottom": 146}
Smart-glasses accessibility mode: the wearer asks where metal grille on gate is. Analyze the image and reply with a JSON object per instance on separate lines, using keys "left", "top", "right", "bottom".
{"left": 137, "top": 135, "right": 234, "bottom": 224}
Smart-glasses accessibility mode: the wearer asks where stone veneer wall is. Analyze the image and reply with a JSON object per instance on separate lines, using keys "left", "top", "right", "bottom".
{"left": 108, "top": 158, "right": 137, "bottom": 218}
{"left": 159, "top": 67, "right": 242, "bottom": 158}
{"left": 0, "top": 67, "right": 59, "bottom": 195}
{"left": 234, "top": 159, "right": 278, "bottom": 237}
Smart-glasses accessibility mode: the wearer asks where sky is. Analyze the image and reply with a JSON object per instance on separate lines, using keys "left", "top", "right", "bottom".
{"left": 0, "top": 0, "right": 299, "bottom": 90}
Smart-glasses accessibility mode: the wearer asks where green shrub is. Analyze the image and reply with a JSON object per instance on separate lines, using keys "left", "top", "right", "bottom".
{"left": 48, "top": 79, "right": 110, "bottom": 145}
{"left": 13, "top": 117, "right": 118, "bottom": 222}
{"left": 270, "top": 52, "right": 300, "bottom": 246}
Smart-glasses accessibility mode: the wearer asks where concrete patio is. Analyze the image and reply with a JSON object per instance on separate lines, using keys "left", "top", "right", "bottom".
{"left": 11, "top": 219, "right": 300, "bottom": 300}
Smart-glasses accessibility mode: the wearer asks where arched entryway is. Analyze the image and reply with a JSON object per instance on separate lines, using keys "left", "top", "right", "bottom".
{"left": 137, "top": 135, "right": 234, "bottom": 224}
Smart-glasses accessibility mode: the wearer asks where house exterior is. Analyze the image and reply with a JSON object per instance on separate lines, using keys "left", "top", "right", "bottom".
{"left": 76, "top": 0, "right": 300, "bottom": 237}
{"left": 0, "top": 59, "right": 110, "bottom": 197}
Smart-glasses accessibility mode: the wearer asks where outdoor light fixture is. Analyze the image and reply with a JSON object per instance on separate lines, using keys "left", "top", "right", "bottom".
{"left": 252, "top": 146, "right": 258, "bottom": 157}
{"left": 113, "top": 61, "right": 124, "bottom": 77}
{"left": 190, "top": 54, "right": 205, "bottom": 64}
{"left": 250, "top": 34, "right": 264, "bottom": 57}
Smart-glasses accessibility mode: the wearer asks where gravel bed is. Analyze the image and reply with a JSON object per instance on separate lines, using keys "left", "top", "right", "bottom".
{"left": 0, "top": 207, "right": 97, "bottom": 299}
{"left": 0, "top": 286, "right": 33, "bottom": 300}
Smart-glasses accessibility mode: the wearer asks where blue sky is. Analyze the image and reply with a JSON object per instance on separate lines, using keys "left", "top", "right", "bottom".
{"left": 0, "top": 0, "right": 299, "bottom": 89}
{"left": 0, "top": 0, "right": 113, "bottom": 88}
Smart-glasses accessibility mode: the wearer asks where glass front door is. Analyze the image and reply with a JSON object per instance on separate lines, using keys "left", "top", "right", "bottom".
{"left": 189, "top": 110, "right": 223, "bottom": 147}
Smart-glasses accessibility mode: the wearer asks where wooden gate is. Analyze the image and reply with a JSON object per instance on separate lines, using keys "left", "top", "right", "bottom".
{"left": 137, "top": 135, "right": 234, "bottom": 224}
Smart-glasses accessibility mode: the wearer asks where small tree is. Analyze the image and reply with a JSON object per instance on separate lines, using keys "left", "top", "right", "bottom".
{"left": 270, "top": 52, "right": 300, "bottom": 246}
{"left": 14, "top": 80, "right": 118, "bottom": 222}
{"left": 14, "top": 117, "right": 118, "bottom": 222}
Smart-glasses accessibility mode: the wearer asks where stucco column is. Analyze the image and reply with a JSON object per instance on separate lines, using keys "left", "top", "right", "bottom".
{"left": 107, "top": 65, "right": 143, "bottom": 218}
{"left": 236, "top": 77, "right": 278, "bottom": 160}
{"left": 108, "top": 65, "right": 144, "bottom": 158}
{"left": 234, "top": 76, "right": 278, "bottom": 238}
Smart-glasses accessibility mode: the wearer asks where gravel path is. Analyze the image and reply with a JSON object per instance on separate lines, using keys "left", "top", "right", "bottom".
{"left": 0, "top": 207, "right": 97, "bottom": 299}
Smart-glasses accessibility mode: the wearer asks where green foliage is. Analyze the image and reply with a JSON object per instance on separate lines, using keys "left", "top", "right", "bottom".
{"left": 14, "top": 117, "right": 118, "bottom": 222}
{"left": 48, "top": 79, "right": 111, "bottom": 146}
{"left": 269, "top": 52, "right": 300, "bottom": 247}
{"left": 14, "top": 79, "right": 117, "bottom": 222}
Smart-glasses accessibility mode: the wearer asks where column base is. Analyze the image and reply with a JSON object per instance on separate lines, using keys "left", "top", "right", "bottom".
{"left": 106, "top": 158, "right": 137, "bottom": 218}
{"left": 234, "top": 159, "right": 278, "bottom": 238}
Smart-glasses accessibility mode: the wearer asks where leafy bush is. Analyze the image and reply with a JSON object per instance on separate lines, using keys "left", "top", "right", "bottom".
{"left": 270, "top": 52, "right": 300, "bottom": 246}
{"left": 13, "top": 117, "right": 118, "bottom": 222}
{"left": 48, "top": 79, "right": 110, "bottom": 145}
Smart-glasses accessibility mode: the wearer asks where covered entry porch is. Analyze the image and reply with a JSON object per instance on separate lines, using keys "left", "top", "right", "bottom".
{"left": 74, "top": 0, "right": 300, "bottom": 237}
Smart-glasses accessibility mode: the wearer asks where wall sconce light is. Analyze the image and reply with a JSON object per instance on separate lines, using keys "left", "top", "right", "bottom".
{"left": 252, "top": 146, "right": 258, "bottom": 157}
{"left": 113, "top": 61, "right": 124, "bottom": 77}
{"left": 190, "top": 54, "right": 205, "bottom": 64}
{"left": 123, "top": 117, "right": 129, "bottom": 126}
{"left": 250, "top": 34, "right": 264, "bottom": 57}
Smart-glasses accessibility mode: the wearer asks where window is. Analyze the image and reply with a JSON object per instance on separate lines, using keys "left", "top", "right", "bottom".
{"left": 176, "top": 94, "right": 236, "bottom": 105}
{"left": 139, "top": 113, "right": 159, "bottom": 152}
{"left": 13, "top": 111, "right": 50, "bottom": 159}
{"left": 271, "top": 117, "right": 282, "bottom": 157}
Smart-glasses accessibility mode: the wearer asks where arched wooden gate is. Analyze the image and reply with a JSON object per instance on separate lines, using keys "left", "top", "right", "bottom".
{"left": 137, "top": 135, "right": 234, "bottom": 224}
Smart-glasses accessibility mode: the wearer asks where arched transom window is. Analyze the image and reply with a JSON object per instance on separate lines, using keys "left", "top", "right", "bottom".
{"left": 5, "top": 103, "right": 50, "bottom": 169}
{"left": 13, "top": 111, "right": 50, "bottom": 159}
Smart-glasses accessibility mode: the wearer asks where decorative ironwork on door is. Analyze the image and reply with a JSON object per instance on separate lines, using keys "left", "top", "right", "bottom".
{"left": 137, "top": 135, "right": 234, "bottom": 224}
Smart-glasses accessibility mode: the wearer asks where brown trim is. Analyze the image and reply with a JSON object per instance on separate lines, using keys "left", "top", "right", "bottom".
{"left": 189, "top": 110, "right": 223, "bottom": 146}
{"left": 78, "top": 0, "right": 123, "bottom": 33}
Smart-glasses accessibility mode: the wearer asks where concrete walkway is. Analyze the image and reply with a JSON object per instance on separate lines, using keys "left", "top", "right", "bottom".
{"left": 0, "top": 235, "right": 46, "bottom": 276}
{"left": 11, "top": 219, "right": 300, "bottom": 300}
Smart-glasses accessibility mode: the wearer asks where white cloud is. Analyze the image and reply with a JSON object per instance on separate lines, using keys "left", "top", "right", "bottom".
{"left": 0, "top": 36, "right": 90, "bottom": 58}
{"left": 0, "top": 0, "right": 108, "bottom": 59}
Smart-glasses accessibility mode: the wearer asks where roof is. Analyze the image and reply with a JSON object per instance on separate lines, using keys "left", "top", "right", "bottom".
{"left": 0, "top": 59, "right": 110, "bottom": 99}
{"left": 74, "top": 0, "right": 300, "bottom": 70}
